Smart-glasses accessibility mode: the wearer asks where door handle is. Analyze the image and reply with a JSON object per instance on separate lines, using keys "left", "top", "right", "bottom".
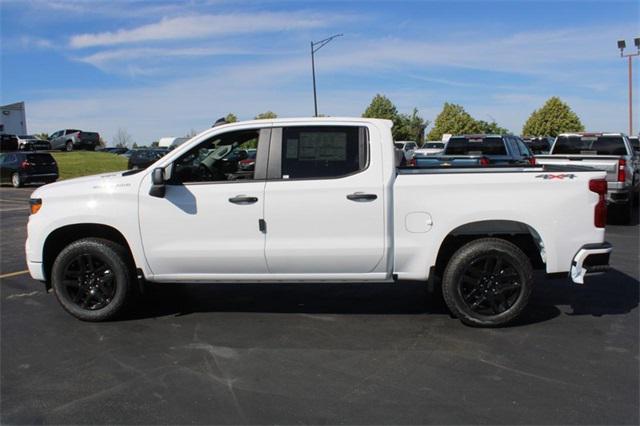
{"left": 346, "top": 192, "right": 377, "bottom": 202}
{"left": 229, "top": 195, "right": 258, "bottom": 204}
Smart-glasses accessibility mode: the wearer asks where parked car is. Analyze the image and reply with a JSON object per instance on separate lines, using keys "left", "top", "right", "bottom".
{"left": 394, "top": 141, "right": 418, "bottom": 161}
{"left": 100, "top": 147, "right": 129, "bottom": 155}
{"left": 17, "top": 135, "right": 51, "bottom": 151}
{"left": 127, "top": 148, "right": 168, "bottom": 170}
{"left": 629, "top": 136, "right": 639, "bottom": 154}
{"left": 536, "top": 132, "right": 639, "bottom": 224}
{"left": 26, "top": 117, "right": 611, "bottom": 327}
{"left": 414, "top": 142, "right": 445, "bottom": 156}
{"left": 1, "top": 151, "right": 58, "bottom": 187}
{"left": 524, "top": 137, "right": 553, "bottom": 155}
{"left": 0, "top": 134, "right": 19, "bottom": 152}
{"left": 49, "top": 129, "right": 100, "bottom": 151}
{"left": 415, "top": 134, "right": 535, "bottom": 167}
{"left": 238, "top": 148, "right": 257, "bottom": 171}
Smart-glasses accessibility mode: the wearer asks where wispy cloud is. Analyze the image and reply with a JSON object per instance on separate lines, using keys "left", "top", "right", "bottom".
{"left": 69, "top": 12, "right": 333, "bottom": 48}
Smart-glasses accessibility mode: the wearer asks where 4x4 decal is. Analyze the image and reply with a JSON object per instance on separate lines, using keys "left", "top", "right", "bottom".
{"left": 535, "top": 173, "right": 577, "bottom": 180}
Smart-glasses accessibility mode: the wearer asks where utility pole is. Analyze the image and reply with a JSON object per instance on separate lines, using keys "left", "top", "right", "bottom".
{"left": 617, "top": 38, "right": 640, "bottom": 135}
{"left": 310, "top": 34, "right": 343, "bottom": 117}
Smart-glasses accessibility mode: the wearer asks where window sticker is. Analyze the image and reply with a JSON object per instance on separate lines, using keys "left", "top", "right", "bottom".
{"left": 286, "top": 139, "right": 299, "bottom": 159}
{"left": 299, "top": 132, "right": 347, "bottom": 161}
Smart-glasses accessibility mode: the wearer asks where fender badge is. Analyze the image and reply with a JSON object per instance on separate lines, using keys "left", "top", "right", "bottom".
{"left": 535, "top": 173, "right": 577, "bottom": 180}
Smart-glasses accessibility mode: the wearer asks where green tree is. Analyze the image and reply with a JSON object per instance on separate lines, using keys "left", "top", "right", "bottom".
{"left": 522, "top": 97, "right": 584, "bottom": 137}
{"left": 225, "top": 113, "right": 238, "bottom": 123}
{"left": 476, "top": 120, "right": 509, "bottom": 135}
{"left": 362, "top": 94, "right": 399, "bottom": 122}
{"left": 255, "top": 111, "right": 277, "bottom": 119}
{"left": 395, "top": 108, "right": 429, "bottom": 143}
{"left": 427, "top": 103, "right": 481, "bottom": 140}
{"left": 362, "top": 94, "right": 427, "bottom": 142}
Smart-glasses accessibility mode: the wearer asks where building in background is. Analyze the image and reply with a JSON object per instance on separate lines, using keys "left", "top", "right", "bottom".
{"left": 0, "top": 102, "right": 27, "bottom": 135}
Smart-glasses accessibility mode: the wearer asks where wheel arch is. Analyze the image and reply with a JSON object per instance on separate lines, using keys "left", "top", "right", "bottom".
{"left": 433, "top": 220, "right": 546, "bottom": 276}
{"left": 42, "top": 223, "right": 137, "bottom": 284}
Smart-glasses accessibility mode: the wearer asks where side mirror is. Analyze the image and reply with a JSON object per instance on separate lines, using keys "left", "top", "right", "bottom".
{"left": 149, "top": 167, "right": 166, "bottom": 198}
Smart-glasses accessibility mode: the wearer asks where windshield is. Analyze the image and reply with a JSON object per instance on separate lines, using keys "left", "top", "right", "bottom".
{"left": 553, "top": 136, "right": 628, "bottom": 155}
{"left": 424, "top": 143, "right": 444, "bottom": 148}
{"left": 394, "top": 143, "right": 404, "bottom": 149}
{"left": 445, "top": 137, "right": 506, "bottom": 155}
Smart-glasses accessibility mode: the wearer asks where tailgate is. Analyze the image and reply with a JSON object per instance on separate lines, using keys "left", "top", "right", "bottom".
{"left": 536, "top": 155, "right": 619, "bottom": 181}
{"left": 80, "top": 132, "right": 100, "bottom": 142}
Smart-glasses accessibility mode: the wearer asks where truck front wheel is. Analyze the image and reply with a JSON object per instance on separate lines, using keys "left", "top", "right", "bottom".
{"left": 442, "top": 238, "right": 533, "bottom": 327}
{"left": 51, "top": 238, "right": 134, "bottom": 321}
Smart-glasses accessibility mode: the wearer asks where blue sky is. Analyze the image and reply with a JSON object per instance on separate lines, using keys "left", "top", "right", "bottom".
{"left": 1, "top": 0, "right": 639, "bottom": 144}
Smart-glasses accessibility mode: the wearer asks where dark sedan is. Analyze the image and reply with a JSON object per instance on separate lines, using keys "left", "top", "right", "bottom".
{"left": 0, "top": 152, "right": 58, "bottom": 187}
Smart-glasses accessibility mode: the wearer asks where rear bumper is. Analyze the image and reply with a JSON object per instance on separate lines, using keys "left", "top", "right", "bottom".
{"left": 22, "top": 173, "right": 58, "bottom": 183}
{"left": 607, "top": 188, "right": 631, "bottom": 205}
{"left": 570, "top": 242, "right": 612, "bottom": 284}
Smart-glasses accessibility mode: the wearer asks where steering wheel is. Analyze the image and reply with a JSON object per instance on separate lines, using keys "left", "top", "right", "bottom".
{"left": 199, "top": 163, "right": 225, "bottom": 181}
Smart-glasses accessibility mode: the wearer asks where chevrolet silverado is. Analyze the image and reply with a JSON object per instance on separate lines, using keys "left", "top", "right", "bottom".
{"left": 26, "top": 118, "right": 612, "bottom": 326}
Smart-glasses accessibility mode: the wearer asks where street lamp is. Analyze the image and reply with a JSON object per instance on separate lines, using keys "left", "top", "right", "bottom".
{"left": 617, "top": 37, "right": 640, "bottom": 135}
{"left": 311, "top": 33, "right": 343, "bottom": 117}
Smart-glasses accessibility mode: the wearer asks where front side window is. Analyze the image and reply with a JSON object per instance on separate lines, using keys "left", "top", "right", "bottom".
{"left": 280, "top": 126, "right": 368, "bottom": 179}
{"left": 170, "top": 129, "right": 261, "bottom": 184}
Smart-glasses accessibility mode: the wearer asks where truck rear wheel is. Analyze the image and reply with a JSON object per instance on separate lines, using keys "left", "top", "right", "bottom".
{"left": 65, "top": 141, "right": 73, "bottom": 152}
{"left": 442, "top": 238, "right": 533, "bottom": 327}
{"left": 51, "top": 238, "right": 134, "bottom": 321}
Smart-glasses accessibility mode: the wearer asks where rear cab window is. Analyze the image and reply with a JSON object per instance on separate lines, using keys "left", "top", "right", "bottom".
{"left": 552, "top": 135, "right": 629, "bottom": 155}
{"left": 445, "top": 136, "right": 507, "bottom": 155}
{"left": 276, "top": 126, "right": 368, "bottom": 179}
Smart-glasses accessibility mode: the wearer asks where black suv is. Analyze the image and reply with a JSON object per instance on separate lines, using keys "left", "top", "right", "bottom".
{"left": 127, "top": 148, "right": 168, "bottom": 170}
{"left": 0, "top": 152, "right": 58, "bottom": 187}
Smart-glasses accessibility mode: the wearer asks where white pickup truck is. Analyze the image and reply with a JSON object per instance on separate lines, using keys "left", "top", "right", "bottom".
{"left": 26, "top": 118, "right": 612, "bottom": 326}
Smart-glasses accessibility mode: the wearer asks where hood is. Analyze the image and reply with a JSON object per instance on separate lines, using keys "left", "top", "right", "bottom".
{"left": 30, "top": 171, "right": 131, "bottom": 199}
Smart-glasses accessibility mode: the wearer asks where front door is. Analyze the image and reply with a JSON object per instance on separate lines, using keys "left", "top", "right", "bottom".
{"left": 139, "top": 127, "right": 270, "bottom": 278}
{"left": 263, "top": 125, "right": 386, "bottom": 275}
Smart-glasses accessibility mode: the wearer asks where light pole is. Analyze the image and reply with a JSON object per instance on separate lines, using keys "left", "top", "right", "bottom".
{"left": 617, "top": 38, "right": 640, "bottom": 135}
{"left": 311, "top": 33, "right": 343, "bottom": 117}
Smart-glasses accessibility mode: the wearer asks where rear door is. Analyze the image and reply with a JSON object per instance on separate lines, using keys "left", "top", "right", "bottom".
{"left": 263, "top": 125, "right": 386, "bottom": 275}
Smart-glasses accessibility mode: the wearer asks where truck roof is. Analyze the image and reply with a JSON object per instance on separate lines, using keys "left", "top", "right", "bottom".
{"left": 557, "top": 132, "right": 626, "bottom": 137}
{"left": 215, "top": 117, "right": 394, "bottom": 128}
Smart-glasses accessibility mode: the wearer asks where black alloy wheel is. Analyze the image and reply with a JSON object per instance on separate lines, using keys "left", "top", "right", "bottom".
{"left": 61, "top": 253, "right": 116, "bottom": 311}
{"left": 458, "top": 254, "right": 523, "bottom": 316}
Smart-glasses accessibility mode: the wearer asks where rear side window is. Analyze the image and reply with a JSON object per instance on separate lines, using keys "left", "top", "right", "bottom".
{"left": 553, "top": 136, "right": 628, "bottom": 155}
{"left": 445, "top": 137, "right": 507, "bottom": 155}
{"left": 280, "top": 126, "right": 368, "bottom": 179}
{"left": 514, "top": 138, "right": 532, "bottom": 157}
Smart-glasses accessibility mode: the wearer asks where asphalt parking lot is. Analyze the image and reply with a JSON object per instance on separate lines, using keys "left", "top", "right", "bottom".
{"left": 1, "top": 185, "right": 638, "bottom": 425}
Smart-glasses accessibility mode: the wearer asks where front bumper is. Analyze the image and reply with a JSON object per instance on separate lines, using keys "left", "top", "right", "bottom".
{"left": 570, "top": 242, "right": 612, "bottom": 284}
{"left": 27, "top": 260, "right": 45, "bottom": 282}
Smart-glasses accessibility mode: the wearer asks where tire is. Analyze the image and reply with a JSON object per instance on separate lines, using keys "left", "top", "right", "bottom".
{"left": 442, "top": 238, "right": 533, "bottom": 327}
{"left": 51, "top": 238, "right": 134, "bottom": 321}
{"left": 11, "top": 173, "right": 22, "bottom": 188}
{"left": 65, "top": 141, "right": 73, "bottom": 152}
